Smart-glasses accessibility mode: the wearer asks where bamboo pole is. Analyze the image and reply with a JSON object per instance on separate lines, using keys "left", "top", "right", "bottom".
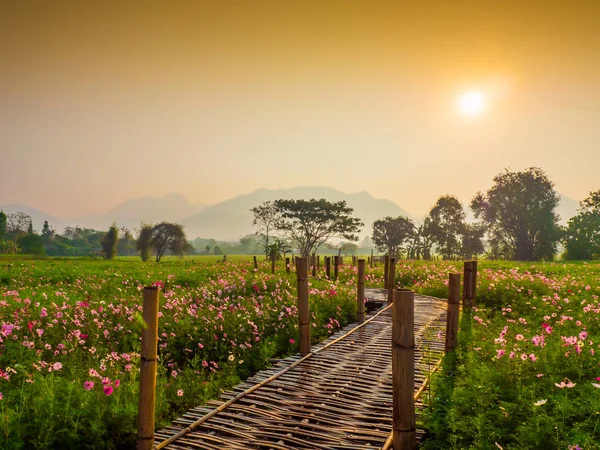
{"left": 296, "top": 257, "right": 310, "bottom": 356}
{"left": 392, "top": 289, "right": 416, "bottom": 450}
{"left": 334, "top": 256, "right": 339, "bottom": 281}
{"left": 357, "top": 259, "right": 365, "bottom": 323}
{"left": 445, "top": 273, "right": 461, "bottom": 353}
{"left": 463, "top": 261, "right": 473, "bottom": 308}
{"left": 316, "top": 255, "right": 320, "bottom": 270}
{"left": 371, "top": 248, "right": 374, "bottom": 267}
{"left": 311, "top": 253, "right": 316, "bottom": 277}
{"left": 253, "top": 255, "right": 257, "bottom": 270}
{"left": 384, "top": 255, "right": 390, "bottom": 289}
{"left": 471, "top": 260, "right": 478, "bottom": 305}
{"left": 387, "top": 258, "right": 396, "bottom": 304}
{"left": 285, "top": 257, "right": 290, "bottom": 274}
{"left": 325, "top": 256, "right": 331, "bottom": 279}
{"left": 137, "top": 286, "right": 160, "bottom": 450}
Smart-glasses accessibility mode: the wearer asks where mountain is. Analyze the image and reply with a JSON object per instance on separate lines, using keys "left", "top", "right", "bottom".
{"left": 180, "top": 187, "right": 413, "bottom": 240}
{"left": 0, "top": 203, "right": 68, "bottom": 233}
{"left": 73, "top": 193, "right": 206, "bottom": 230}
{"left": 557, "top": 194, "right": 579, "bottom": 225}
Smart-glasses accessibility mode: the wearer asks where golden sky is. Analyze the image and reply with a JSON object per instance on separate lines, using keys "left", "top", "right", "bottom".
{"left": 1, "top": 1, "right": 599, "bottom": 217}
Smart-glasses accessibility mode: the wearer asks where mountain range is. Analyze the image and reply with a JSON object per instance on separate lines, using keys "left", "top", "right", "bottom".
{"left": 0, "top": 188, "right": 582, "bottom": 241}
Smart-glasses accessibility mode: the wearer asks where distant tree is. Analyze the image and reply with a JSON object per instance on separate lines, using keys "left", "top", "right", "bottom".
{"left": 41, "top": 221, "right": 55, "bottom": 244}
{"left": 427, "top": 196, "right": 466, "bottom": 260}
{"left": 340, "top": 242, "right": 359, "bottom": 256}
{"left": 564, "top": 190, "right": 600, "bottom": 260}
{"left": 461, "top": 223, "right": 486, "bottom": 260}
{"left": 471, "top": 167, "right": 561, "bottom": 261}
{"left": 17, "top": 232, "right": 44, "bottom": 255}
{"left": 136, "top": 224, "right": 154, "bottom": 262}
{"left": 0, "top": 211, "right": 6, "bottom": 253}
{"left": 27, "top": 221, "right": 34, "bottom": 234}
{"left": 204, "top": 244, "right": 211, "bottom": 254}
{"left": 101, "top": 224, "right": 119, "bottom": 260}
{"left": 372, "top": 216, "right": 414, "bottom": 259}
{"left": 6, "top": 212, "right": 32, "bottom": 253}
{"left": 273, "top": 198, "right": 363, "bottom": 258}
{"left": 151, "top": 222, "right": 187, "bottom": 262}
{"left": 117, "top": 227, "right": 136, "bottom": 256}
{"left": 239, "top": 235, "right": 260, "bottom": 254}
{"left": 266, "top": 238, "right": 291, "bottom": 260}
{"left": 213, "top": 245, "right": 222, "bottom": 255}
{"left": 250, "top": 201, "right": 280, "bottom": 257}
{"left": 406, "top": 218, "right": 435, "bottom": 260}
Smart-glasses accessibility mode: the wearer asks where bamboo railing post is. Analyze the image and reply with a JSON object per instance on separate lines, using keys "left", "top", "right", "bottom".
{"left": 463, "top": 261, "right": 473, "bottom": 309}
{"left": 311, "top": 253, "right": 316, "bottom": 277}
{"left": 392, "top": 289, "right": 416, "bottom": 450}
{"left": 137, "top": 286, "right": 160, "bottom": 450}
{"left": 253, "top": 255, "right": 258, "bottom": 270}
{"left": 471, "top": 260, "right": 478, "bottom": 305}
{"left": 317, "top": 255, "right": 320, "bottom": 270}
{"left": 325, "top": 256, "right": 331, "bottom": 279}
{"left": 384, "top": 255, "right": 390, "bottom": 289}
{"left": 357, "top": 259, "right": 365, "bottom": 323}
{"left": 296, "top": 257, "right": 310, "bottom": 355}
{"left": 387, "top": 258, "right": 396, "bottom": 304}
{"left": 334, "top": 256, "right": 339, "bottom": 281}
{"left": 285, "top": 257, "right": 290, "bottom": 274}
{"left": 445, "top": 273, "right": 461, "bottom": 353}
{"left": 371, "top": 248, "right": 374, "bottom": 267}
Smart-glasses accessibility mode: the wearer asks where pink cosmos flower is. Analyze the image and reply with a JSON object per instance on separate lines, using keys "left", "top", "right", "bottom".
{"left": 103, "top": 385, "right": 114, "bottom": 396}
{"left": 177, "top": 389, "right": 184, "bottom": 397}
{"left": 83, "top": 381, "right": 94, "bottom": 391}
{"left": 52, "top": 362, "right": 62, "bottom": 371}
{"left": 289, "top": 339, "right": 295, "bottom": 344}
{"left": 579, "top": 331, "right": 588, "bottom": 341}
{"left": 114, "top": 379, "right": 120, "bottom": 388}
{"left": 520, "top": 353, "right": 527, "bottom": 361}
{"left": 496, "top": 349, "right": 506, "bottom": 359}
{"left": 529, "top": 354, "right": 537, "bottom": 362}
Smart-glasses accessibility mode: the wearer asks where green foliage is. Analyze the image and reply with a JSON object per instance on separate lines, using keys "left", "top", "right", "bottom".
{"left": 273, "top": 198, "right": 363, "bottom": 257}
{"left": 564, "top": 190, "right": 600, "bottom": 260}
{"left": 372, "top": 215, "right": 414, "bottom": 258}
{"left": 151, "top": 222, "right": 187, "bottom": 262}
{"left": 16, "top": 232, "right": 45, "bottom": 255}
{"left": 427, "top": 195, "right": 466, "bottom": 260}
{"left": 136, "top": 224, "right": 154, "bottom": 261}
{"left": 0, "top": 211, "right": 6, "bottom": 253}
{"left": 101, "top": 224, "right": 119, "bottom": 260}
{"left": 471, "top": 167, "right": 562, "bottom": 261}
{"left": 250, "top": 201, "right": 279, "bottom": 256}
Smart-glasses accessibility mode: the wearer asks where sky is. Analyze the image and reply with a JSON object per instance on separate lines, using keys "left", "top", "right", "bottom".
{"left": 1, "top": 0, "right": 600, "bottom": 218}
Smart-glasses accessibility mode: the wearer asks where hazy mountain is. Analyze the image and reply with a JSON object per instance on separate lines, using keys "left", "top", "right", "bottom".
{"left": 0, "top": 203, "right": 67, "bottom": 233}
{"left": 73, "top": 193, "right": 206, "bottom": 230}
{"left": 180, "top": 187, "right": 413, "bottom": 240}
{"left": 557, "top": 194, "right": 579, "bottom": 224}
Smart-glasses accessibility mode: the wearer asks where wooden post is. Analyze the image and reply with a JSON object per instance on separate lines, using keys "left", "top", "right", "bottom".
{"left": 334, "top": 256, "right": 339, "bottom": 281}
{"left": 371, "top": 248, "right": 374, "bottom": 267}
{"left": 384, "top": 255, "right": 390, "bottom": 290}
{"left": 285, "top": 257, "right": 290, "bottom": 274}
{"left": 253, "top": 255, "right": 258, "bottom": 270}
{"left": 271, "top": 252, "right": 276, "bottom": 274}
{"left": 463, "top": 261, "right": 473, "bottom": 308}
{"left": 325, "top": 256, "right": 331, "bottom": 279}
{"left": 296, "top": 257, "right": 310, "bottom": 356}
{"left": 387, "top": 257, "right": 396, "bottom": 304}
{"left": 392, "top": 289, "right": 416, "bottom": 450}
{"left": 357, "top": 259, "right": 365, "bottom": 323}
{"left": 471, "top": 260, "right": 478, "bottom": 305}
{"left": 137, "top": 286, "right": 160, "bottom": 450}
{"left": 317, "top": 255, "right": 320, "bottom": 270}
{"left": 311, "top": 253, "right": 316, "bottom": 277}
{"left": 352, "top": 256, "right": 357, "bottom": 266}
{"left": 445, "top": 273, "right": 461, "bottom": 353}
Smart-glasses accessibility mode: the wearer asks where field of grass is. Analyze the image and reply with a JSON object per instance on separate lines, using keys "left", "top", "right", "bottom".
{"left": 1, "top": 256, "right": 598, "bottom": 449}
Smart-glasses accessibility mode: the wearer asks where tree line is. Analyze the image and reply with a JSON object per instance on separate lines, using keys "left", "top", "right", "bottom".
{"left": 250, "top": 167, "right": 600, "bottom": 261}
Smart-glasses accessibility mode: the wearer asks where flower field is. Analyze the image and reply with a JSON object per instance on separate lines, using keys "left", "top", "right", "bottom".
{"left": 1, "top": 257, "right": 599, "bottom": 449}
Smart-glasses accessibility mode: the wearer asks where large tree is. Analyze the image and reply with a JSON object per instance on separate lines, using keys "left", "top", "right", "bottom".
{"left": 136, "top": 224, "right": 154, "bottom": 262}
{"left": 471, "top": 167, "right": 561, "bottom": 261}
{"left": 427, "top": 195, "right": 466, "bottom": 260}
{"left": 564, "top": 190, "right": 600, "bottom": 260}
{"left": 372, "top": 216, "right": 414, "bottom": 259}
{"left": 273, "top": 198, "right": 363, "bottom": 258}
{"left": 6, "top": 212, "right": 32, "bottom": 253}
{"left": 151, "top": 222, "right": 188, "bottom": 262}
{"left": 460, "top": 223, "right": 485, "bottom": 260}
{"left": 101, "top": 224, "right": 119, "bottom": 260}
{"left": 250, "top": 201, "right": 279, "bottom": 257}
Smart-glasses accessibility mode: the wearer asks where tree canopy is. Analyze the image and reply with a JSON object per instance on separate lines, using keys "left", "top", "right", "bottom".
{"left": 564, "top": 190, "right": 600, "bottom": 260}
{"left": 428, "top": 195, "right": 466, "bottom": 260}
{"left": 471, "top": 167, "right": 561, "bottom": 261}
{"left": 371, "top": 216, "right": 414, "bottom": 259}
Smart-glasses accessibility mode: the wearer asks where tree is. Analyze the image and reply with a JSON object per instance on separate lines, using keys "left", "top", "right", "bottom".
{"left": 17, "top": 233, "right": 45, "bottom": 256}
{"left": 471, "top": 167, "right": 561, "bottom": 261}
{"left": 266, "top": 238, "right": 291, "bottom": 260}
{"left": 564, "top": 190, "right": 600, "bottom": 260}
{"left": 41, "top": 221, "right": 55, "bottom": 244}
{"left": 406, "top": 218, "right": 435, "bottom": 260}
{"left": 117, "top": 227, "right": 136, "bottom": 256}
{"left": 136, "top": 224, "right": 154, "bottom": 262}
{"left": 250, "top": 201, "right": 279, "bottom": 257}
{"left": 101, "top": 224, "right": 119, "bottom": 260}
{"left": 0, "top": 211, "right": 6, "bottom": 253}
{"left": 151, "top": 222, "right": 187, "bottom": 262}
{"left": 213, "top": 245, "right": 222, "bottom": 255}
{"left": 427, "top": 196, "right": 466, "bottom": 260}
{"left": 6, "top": 212, "right": 32, "bottom": 253}
{"left": 239, "top": 235, "right": 260, "bottom": 254}
{"left": 461, "top": 223, "right": 485, "bottom": 260}
{"left": 339, "top": 242, "right": 359, "bottom": 256}
{"left": 372, "top": 216, "right": 415, "bottom": 259}
{"left": 273, "top": 198, "right": 363, "bottom": 258}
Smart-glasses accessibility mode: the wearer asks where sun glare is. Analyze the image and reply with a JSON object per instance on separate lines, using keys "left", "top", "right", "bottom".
{"left": 458, "top": 91, "right": 485, "bottom": 116}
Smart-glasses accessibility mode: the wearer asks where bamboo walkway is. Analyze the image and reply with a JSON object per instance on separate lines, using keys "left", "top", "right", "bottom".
{"left": 154, "top": 289, "right": 447, "bottom": 449}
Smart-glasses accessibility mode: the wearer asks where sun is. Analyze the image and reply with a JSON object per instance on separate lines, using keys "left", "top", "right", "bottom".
{"left": 458, "top": 91, "right": 485, "bottom": 116}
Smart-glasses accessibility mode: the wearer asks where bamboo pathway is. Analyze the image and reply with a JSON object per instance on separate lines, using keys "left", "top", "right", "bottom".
{"left": 154, "top": 289, "right": 447, "bottom": 449}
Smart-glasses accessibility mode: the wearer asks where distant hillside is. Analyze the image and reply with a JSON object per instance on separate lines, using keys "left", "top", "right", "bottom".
{"left": 557, "top": 194, "right": 579, "bottom": 225}
{"left": 180, "top": 187, "right": 413, "bottom": 240}
{"left": 0, "top": 203, "right": 67, "bottom": 233}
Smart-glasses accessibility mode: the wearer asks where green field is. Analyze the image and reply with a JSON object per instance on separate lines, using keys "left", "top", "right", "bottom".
{"left": 0, "top": 256, "right": 599, "bottom": 449}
